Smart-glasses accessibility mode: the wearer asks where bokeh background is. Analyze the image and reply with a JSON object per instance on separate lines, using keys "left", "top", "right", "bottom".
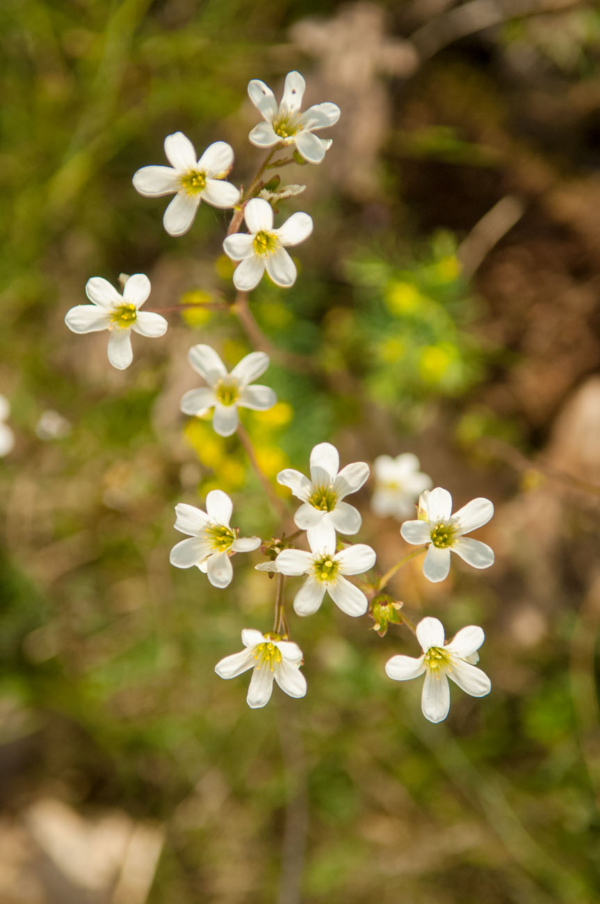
{"left": 1, "top": 0, "right": 600, "bottom": 902}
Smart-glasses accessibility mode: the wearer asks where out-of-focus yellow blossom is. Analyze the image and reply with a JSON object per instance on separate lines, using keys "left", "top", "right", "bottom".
{"left": 219, "top": 458, "right": 246, "bottom": 489}
{"left": 255, "top": 445, "right": 288, "bottom": 477}
{"left": 435, "top": 255, "right": 461, "bottom": 282}
{"left": 221, "top": 339, "right": 248, "bottom": 368}
{"left": 215, "top": 253, "right": 235, "bottom": 280}
{"left": 256, "top": 401, "right": 293, "bottom": 429}
{"left": 385, "top": 281, "right": 422, "bottom": 315}
{"left": 418, "top": 343, "right": 457, "bottom": 384}
{"left": 180, "top": 289, "right": 214, "bottom": 327}
{"left": 184, "top": 420, "right": 225, "bottom": 468}
{"left": 378, "top": 337, "right": 405, "bottom": 363}
{"left": 256, "top": 300, "right": 293, "bottom": 329}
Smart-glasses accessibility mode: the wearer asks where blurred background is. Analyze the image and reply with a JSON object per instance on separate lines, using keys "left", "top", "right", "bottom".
{"left": 1, "top": 0, "right": 600, "bottom": 901}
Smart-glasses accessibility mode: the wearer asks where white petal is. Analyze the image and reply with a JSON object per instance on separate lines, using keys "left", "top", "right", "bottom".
{"left": 163, "top": 192, "right": 200, "bottom": 237}
{"left": 299, "top": 102, "right": 340, "bottom": 131}
{"left": 133, "top": 165, "right": 179, "bottom": 197}
{"left": 231, "top": 536, "right": 261, "bottom": 553}
{"left": 247, "top": 79, "right": 278, "bottom": 121}
{"left": 255, "top": 561, "right": 279, "bottom": 572}
{"left": 233, "top": 256, "right": 265, "bottom": 292}
{"left": 231, "top": 351, "right": 269, "bottom": 384}
{"left": 132, "top": 311, "right": 168, "bottom": 337}
{"left": 0, "top": 424, "right": 14, "bottom": 456}
{"left": 65, "top": 306, "right": 110, "bottom": 334}
{"left": 223, "top": 233, "right": 255, "bottom": 261}
{"left": 371, "top": 490, "right": 399, "bottom": 518}
{"left": 453, "top": 498, "right": 494, "bottom": 535}
{"left": 277, "top": 469, "right": 312, "bottom": 501}
{"left": 85, "top": 276, "right": 121, "bottom": 308}
{"left": 205, "top": 489, "right": 233, "bottom": 526}
{"left": 275, "top": 212, "right": 313, "bottom": 247}
{"left": 180, "top": 387, "right": 217, "bottom": 416}
{"left": 385, "top": 654, "right": 426, "bottom": 682}
{"left": 334, "top": 461, "right": 369, "bottom": 498}
{"left": 294, "top": 503, "right": 325, "bottom": 529}
{"left": 174, "top": 503, "right": 210, "bottom": 535}
{"left": 265, "top": 247, "right": 297, "bottom": 288}
{"left": 170, "top": 536, "right": 210, "bottom": 568}
{"left": 276, "top": 641, "right": 303, "bottom": 663}
{"left": 448, "top": 660, "right": 491, "bottom": 698}
{"left": 452, "top": 538, "right": 494, "bottom": 570}
{"left": 198, "top": 141, "right": 234, "bottom": 176}
{"left": 164, "top": 131, "right": 197, "bottom": 172}
{"left": 248, "top": 121, "right": 279, "bottom": 148}
{"left": 400, "top": 520, "right": 431, "bottom": 545}
{"left": 306, "top": 531, "right": 336, "bottom": 558}
{"left": 446, "top": 626, "right": 485, "bottom": 659}
{"left": 275, "top": 549, "right": 313, "bottom": 576}
{"left": 247, "top": 665, "right": 275, "bottom": 708}
{"left": 242, "top": 629, "right": 266, "bottom": 648}
{"left": 294, "top": 129, "right": 327, "bottom": 164}
{"left": 202, "top": 178, "right": 240, "bottom": 209}
{"left": 212, "top": 404, "right": 239, "bottom": 437}
{"left": 238, "top": 385, "right": 276, "bottom": 410}
{"left": 206, "top": 551, "right": 233, "bottom": 588}
{"left": 215, "top": 648, "right": 255, "bottom": 679}
{"left": 280, "top": 71, "right": 305, "bottom": 115}
{"left": 107, "top": 329, "right": 133, "bottom": 370}
{"left": 274, "top": 661, "right": 307, "bottom": 699}
{"left": 335, "top": 544, "right": 376, "bottom": 575}
{"left": 306, "top": 521, "right": 337, "bottom": 550}
{"left": 422, "top": 671, "right": 451, "bottom": 723}
{"left": 328, "top": 502, "right": 361, "bottom": 535}
{"left": 293, "top": 577, "right": 326, "bottom": 616}
{"left": 310, "top": 442, "right": 339, "bottom": 483}
{"left": 422, "top": 546, "right": 451, "bottom": 583}
{"left": 327, "top": 575, "right": 368, "bottom": 617}
{"left": 188, "top": 344, "right": 227, "bottom": 384}
{"left": 425, "top": 487, "right": 453, "bottom": 522}
{"left": 244, "top": 198, "right": 273, "bottom": 233}
{"left": 416, "top": 617, "right": 445, "bottom": 652}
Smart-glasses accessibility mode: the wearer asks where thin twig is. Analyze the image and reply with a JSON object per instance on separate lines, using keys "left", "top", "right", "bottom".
{"left": 458, "top": 195, "right": 525, "bottom": 279}
{"left": 232, "top": 292, "right": 315, "bottom": 371}
{"left": 376, "top": 546, "right": 428, "bottom": 593}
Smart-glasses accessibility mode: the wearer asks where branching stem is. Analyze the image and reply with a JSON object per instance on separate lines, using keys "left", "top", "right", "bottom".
{"left": 376, "top": 546, "right": 427, "bottom": 593}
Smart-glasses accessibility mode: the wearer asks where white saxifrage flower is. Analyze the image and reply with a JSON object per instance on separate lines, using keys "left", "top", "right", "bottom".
{"left": 385, "top": 616, "right": 491, "bottom": 724}
{"left": 65, "top": 275, "right": 167, "bottom": 370}
{"left": 267, "top": 534, "right": 376, "bottom": 617}
{"left": 223, "top": 198, "right": 312, "bottom": 291}
{"left": 277, "top": 442, "right": 369, "bottom": 546}
{"left": 371, "top": 453, "right": 432, "bottom": 520}
{"left": 248, "top": 70, "right": 340, "bottom": 164}
{"left": 215, "top": 629, "right": 307, "bottom": 709}
{"left": 180, "top": 345, "right": 276, "bottom": 437}
{"left": 169, "top": 491, "right": 261, "bottom": 589}
{"left": 400, "top": 487, "right": 494, "bottom": 583}
{"left": 0, "top": 395, "right": 15, "bottom": 457}
{"left": 133, "top": 133, "right": 240, "bottom": 237}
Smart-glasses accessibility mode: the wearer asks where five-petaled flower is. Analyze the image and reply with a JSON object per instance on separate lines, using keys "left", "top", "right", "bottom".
{"left": 263, "top": 533, "right": 376, "bottom": 617}
{"left": 400, "top": 487, "right": 494, "bottom": 583}
{"left": 215, "top": 629, "right": 307, "bottom": 708}
{"left": 180, "top": 345, "right": 276, "bottom": 437}
{"left": 277, "top": 442, "right": 369, "bottom": 547}
{"left": 248, "top": 70, "right": 340, "bottom": 164}
{"left": 223, "top": 197, "right": 313, "bottom": 291}
{"left": 133, "top": 133, "right": 240, "bottom": 237}
{"left": 385, "top": 616, "right": 491, "bottom": 723}
{"left": 169, "top": 491, "right": 261, "bottom": 588}
{"left": 65, "top": 275, "right": 167, "bottom": 370}
{"left": 371, "top": 453, "right": 432, "bottom": 520}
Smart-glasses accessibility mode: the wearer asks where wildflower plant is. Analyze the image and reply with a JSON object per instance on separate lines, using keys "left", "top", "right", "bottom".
{"left": 66, "top": 71, "right": 496, "bottom": 722}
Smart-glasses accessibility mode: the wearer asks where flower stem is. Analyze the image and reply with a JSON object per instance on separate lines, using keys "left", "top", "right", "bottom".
{"left": 377, "top": 546, "right": 427, "bottom": 592}
{"left": 274, "top": 573, "right": 290, "bottom": 636}
{"left": 237, "top": 422, "right": 288, "bottom": 521}
{"left": 227, "top": 147, "right": 281, "bottom": 236}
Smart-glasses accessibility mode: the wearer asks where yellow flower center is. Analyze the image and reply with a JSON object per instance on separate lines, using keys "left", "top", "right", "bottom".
{"left": 254, "top": 636, "right": 283, "bottom": 671}
{"left": 430, "top": 522, "right": 456, "bottom": 549}
{"left": 308, "top": 485, "right": 337, "bottom": 512}
{"left": 253, "top": 231, "right": 279, "bottom": 256}
{"left": 180, "top": 170, "right": 207, "bottom": 195}
{"left": 110, "top": 303, "right": 137, "bottom": 328}
{"left": 424, "top": 646, "right": 452, "bottom": 673}
{"left": 313, "top": 555, "right": 339, "bottom": 583}
{"left": 273, "top": 114, "right": 300, "bottom": 139}
{"left": 205, "top": 524, "right": 235, "bottom": 552}
{"left": 215, "top": 379, "right": 240, "bottom": 407}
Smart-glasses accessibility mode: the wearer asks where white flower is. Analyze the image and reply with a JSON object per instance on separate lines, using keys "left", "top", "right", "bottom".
{"left": 215, "top": 629, "right": 307, "bottom": 708}
{"left": 385, "top": 616, "right": 491, "bottom": 723}
{"left": 371, "top": 453, "right": 432, "bottom": 521}
{"left": 0, "top": 395, "right": 14, "bottom": 457}
{"left": 180, "top": 345, "right": 276, "bottom": 437}
{"left": 169, "top": 491, "right": 261, "bottom": 589}
{"left": 133, "top": 133, "right": 240, "bottom": 237}
{"left": 268, "top": 533, "right": 376, "bottom": 617}
{"left": 248, "top": 70, "right": 340, "bottom": 164}
{"left": 36, "top": 410, "right": 71, "bottom": 441}
{"left": 277, "top": 442, "right": 369, "bottom": 546}
{"left": 65, "top": 275, "right": 167, "bottom": 370}
{"left": 400, "top": 487, "right": 494, "bottom": 583}
{"left": 223, "top": 198, "right": 313, "bottom": 292}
